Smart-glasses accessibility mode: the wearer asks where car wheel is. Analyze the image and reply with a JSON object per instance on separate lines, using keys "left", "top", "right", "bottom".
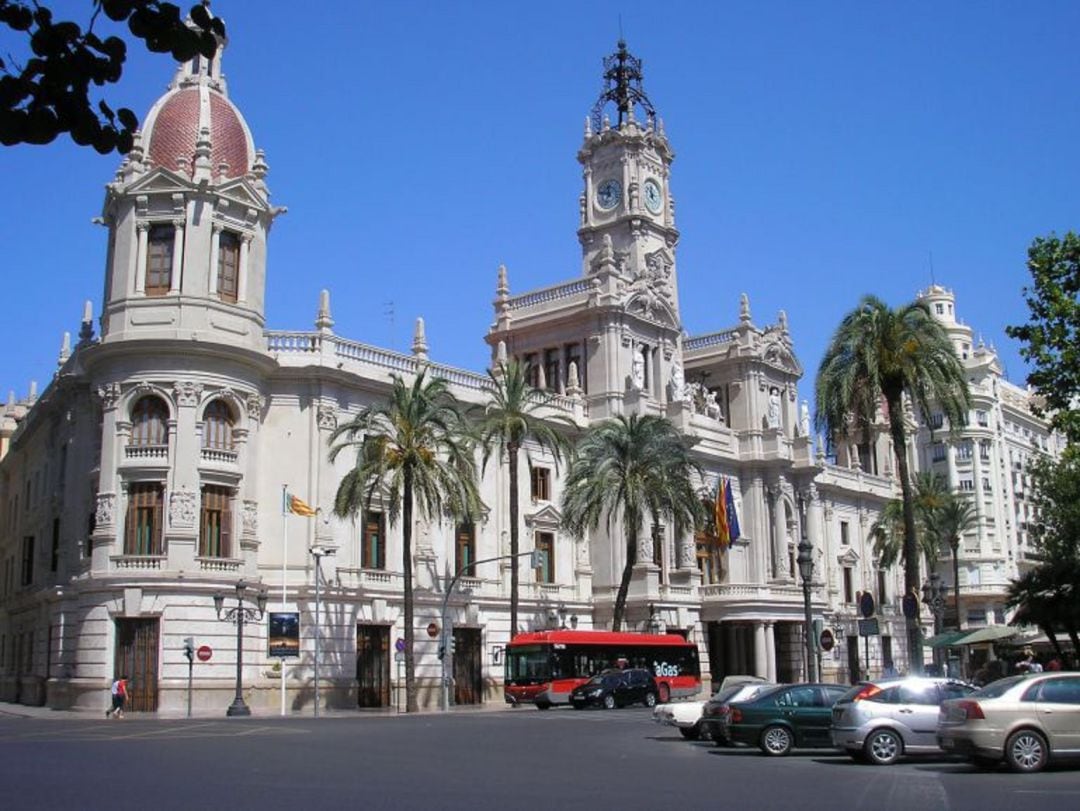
{"left": 679, "top": 725, "right": 701, "bottom": 741}
{"left": 644, "top": 691, "right": 658, "bottom": 708}
{"left": 760, "top": 725, "right": 793, "bottom": 756}
{"left": 657, "top": 683, "right": 671, "bottom": 703}
{"left": 602, "top": 694, "right": 616, "bottom": 710}
{"left": 1005, "top": 729, "right": 1049, "bottom": 773}
{"left": 712, "top": 735, "right": 732, "bottom": 748}
{"left": 536, "top": 701, "right": 551, "bottom": 710}
{"left": 864, "top": 729, "right": 903, "bottom": 766}
{"left": 971, "top": 755, "right": 998, "bottom": 770}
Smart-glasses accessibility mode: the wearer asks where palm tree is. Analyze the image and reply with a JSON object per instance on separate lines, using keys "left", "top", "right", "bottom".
{"left": 560, "top": 414, "right": 703, "bottom": 631}
{"left": 473, "top": 358, "right": 573, "bottom": 640}
{"left": 924, "top": 493, "right": 978, "bottom": 627}
{"left": 328, "top": 371, "right": 482, "bottom": 713}
{"left": 816, "top": 295, "right": 971, "bottom": 669}
{"left": 870, "top": 472, "right": 950, "bottom": 572}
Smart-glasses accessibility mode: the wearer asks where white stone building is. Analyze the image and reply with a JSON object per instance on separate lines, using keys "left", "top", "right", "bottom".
{"left": 0, "top": 35, "right": 1048, "bottom": 714}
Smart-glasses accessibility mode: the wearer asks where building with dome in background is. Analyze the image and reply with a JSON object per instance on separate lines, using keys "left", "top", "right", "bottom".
{"left": 0, "top": 28, "right": 1060, "bottom": 714}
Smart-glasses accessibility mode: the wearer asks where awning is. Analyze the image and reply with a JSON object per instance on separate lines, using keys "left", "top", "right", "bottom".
{"left": 953, "top": 626, "right": 1018, "bottom": 645}
{"left": 926, "top": 629, "right": 970, "bottom": 649}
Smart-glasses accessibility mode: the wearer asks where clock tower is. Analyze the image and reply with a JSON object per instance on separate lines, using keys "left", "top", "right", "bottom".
{"left": 578, "top": 41, "right": 681, "bottom": 321}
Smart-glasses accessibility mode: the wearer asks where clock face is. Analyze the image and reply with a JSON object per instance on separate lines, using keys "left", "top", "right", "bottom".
{"left": 596, "top": 179, "right": 622, "bottom": 210}
{"left": 643, "top": 179, "right": 663, "bottom": 214}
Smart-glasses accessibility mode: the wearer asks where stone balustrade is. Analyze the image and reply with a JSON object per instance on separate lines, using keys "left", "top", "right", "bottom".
{"left": 200, "top": 447, "right": 238, "bottom": 465}
{"left": 505, "top": 279, "right": 590, "bottom": 311}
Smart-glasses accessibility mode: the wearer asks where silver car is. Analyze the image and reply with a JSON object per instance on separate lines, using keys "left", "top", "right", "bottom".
{"left": 831, "top": 677, "right": 976, "bottom": 765}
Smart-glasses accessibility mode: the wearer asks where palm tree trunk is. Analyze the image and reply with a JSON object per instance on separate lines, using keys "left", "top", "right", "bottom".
{"left": 612, "top": 513, "right": 639, "bottom": 632}
{"left": 951, "top": 539, "right": 961, "bottom": 630}
{"left": 508, "top": 442, "right": 520, "bottom": 640}
{"left": 886, "top": 393, "right": 923, "bottom": 673}
{"left": 1042, "top": 625, "right": 1066, "bottom": 663}
{"left": 402, "top": 471, "right": 418, "bottom": 713}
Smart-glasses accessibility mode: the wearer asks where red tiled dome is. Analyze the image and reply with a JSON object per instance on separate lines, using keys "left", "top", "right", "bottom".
{"left": 146, "top": 87, "right": 251, "bottom": 178}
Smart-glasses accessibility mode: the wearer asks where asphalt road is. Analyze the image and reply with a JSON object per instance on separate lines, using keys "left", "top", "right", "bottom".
{"left": 2, "top": 707, "right": 1079, "bottom": 811}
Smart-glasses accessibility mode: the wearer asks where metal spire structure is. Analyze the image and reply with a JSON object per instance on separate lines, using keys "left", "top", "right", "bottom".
{"left": 590, "top": 40, "right": 657, "bottom": 131}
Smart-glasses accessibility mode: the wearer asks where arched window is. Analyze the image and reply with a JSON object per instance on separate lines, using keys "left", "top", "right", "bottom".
{"left": 130, "top": 396, "right": 169, "bottom": 447}
{"left": 202, "top": 400, "right": 234, "bottom": 450}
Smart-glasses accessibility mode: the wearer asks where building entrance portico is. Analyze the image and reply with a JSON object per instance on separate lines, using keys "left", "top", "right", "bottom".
{"left": 706, "top": 619, "right": 811, "bottom": 686}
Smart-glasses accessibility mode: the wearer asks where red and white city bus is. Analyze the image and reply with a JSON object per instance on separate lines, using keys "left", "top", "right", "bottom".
{"left": 504, "top": 630, "right": 702, "bottom": 709}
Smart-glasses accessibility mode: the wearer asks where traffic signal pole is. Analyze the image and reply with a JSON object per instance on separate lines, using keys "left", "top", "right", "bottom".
{"left": 439, "top": 549, "right": 543, "bottom": 712}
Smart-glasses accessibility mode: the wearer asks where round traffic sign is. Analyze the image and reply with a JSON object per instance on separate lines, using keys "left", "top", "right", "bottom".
{"left": 819, "top": 628, "right": 835, "bottom": 652}
{"left": 859, "top": 591, "right": 875, "bottom": 618}
{"left": 395, "top": 637, "right": 406, "bottom": 653}
{"left": 196, "top": 645, "right": 213, "bottom": 662}
{"left": 902, "top": 592, "right": 919, "bottom": 619}
{"left": 426, "top": 622, "right": 439, "bottom": 638}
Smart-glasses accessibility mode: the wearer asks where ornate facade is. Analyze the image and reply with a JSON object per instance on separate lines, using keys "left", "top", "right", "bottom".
{"left": 0, "top": 36, "right": 1054, "bottom": 713}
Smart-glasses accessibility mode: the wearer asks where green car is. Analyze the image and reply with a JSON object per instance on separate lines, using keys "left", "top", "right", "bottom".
{"left": 721, "top": 683, "right": 850, "bottom": 756}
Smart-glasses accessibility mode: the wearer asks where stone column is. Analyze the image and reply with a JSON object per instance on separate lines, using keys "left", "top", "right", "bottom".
{"left": 169, "top": 219, "right": 184, "bottom": 293}
{"left": 134, "top": 222, "right": 149, "bottom": 295}
{"left": 765, "top": 621, "right": 777, "bottom": 681}
{"left": 239, "top": 393, "right": 264, "bottom": 563}
{"left": 771, "top": 488, "right": 787, "bottom": 580}
{"left": 91, "top": 383, "right": 123, "bottom": 573}
{"left": 237, "top": 234, "right": 252, "bottom": 303}
{"left": 208, "top": 224, "right": 222, "bottom": 297}
{"left": 724, "top": 623, "right": 737, "bottom": 676}
{"left": 166, "top": 381, "right": 203, "bottom": 570}
{"left": 754, "top": 622, "right": 768, "bottom": 679}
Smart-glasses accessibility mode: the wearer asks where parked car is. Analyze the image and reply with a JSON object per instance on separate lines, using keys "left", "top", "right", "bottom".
{"left": 653, "top": 677, "right": 771, "bottom": 741}
{"left": 701, "top": 681, "right": 781, "bottom": 745}
{"left": 570, "top": 668, "right": 660, "bottom": 710}
{"left": 937, "top": 672, "right": 1080, "bottom": 773}
{"left": 830, "top": 677, "right": 976, "bottom": 765}
{"left": 720, "top": 683, "right": 850, "bottom": 756}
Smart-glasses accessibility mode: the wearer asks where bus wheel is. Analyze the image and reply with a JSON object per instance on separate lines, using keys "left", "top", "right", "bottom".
{"left": 657, "top": 683, "right": 671, "bottom": 703}
{"left": 536, "top": 701, "right": 551, "bottom": 710}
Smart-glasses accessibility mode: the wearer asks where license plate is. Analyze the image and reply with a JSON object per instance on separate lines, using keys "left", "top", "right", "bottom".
{"left": 940, "top": 738, "right": 954, "bottom": 750}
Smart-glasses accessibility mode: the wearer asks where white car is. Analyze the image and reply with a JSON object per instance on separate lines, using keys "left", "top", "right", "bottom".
{"left": 653, "top": 676, "right": 767, "bottom": 740}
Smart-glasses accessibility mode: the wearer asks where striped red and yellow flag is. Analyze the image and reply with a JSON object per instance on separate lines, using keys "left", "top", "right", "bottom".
{"left": 713, "top": 477, "right": 730, "bottom": 548}
{"left": 284, "top": 492, "right": 317, "bottom": 517}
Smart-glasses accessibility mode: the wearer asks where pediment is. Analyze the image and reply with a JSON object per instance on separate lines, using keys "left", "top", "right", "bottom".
{"left": 124, "top": 167, "right": 194, "bottom": 196}
{"left": 761, "top": 340, "right": 804, "bottom": 377}
{"left": 215, "top": 178, "right": 270, "bottom": 211}
{"left": 836, "top": 546, "right": 860, "bottom": 566}
{"left": 623, "top": 289, "right": 679, "bottom": 329}
{"left": 525, "top": 503, "right": 562, "bottom": 529}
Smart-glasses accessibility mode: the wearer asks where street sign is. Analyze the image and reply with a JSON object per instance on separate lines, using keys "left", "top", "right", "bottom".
{"left": 426, "top": 622, "right": 439, "bottom": 638}
{"left": 857, "top": 618, "right": 880, "bottom": 637}
{"left": 395, "top": 637, "right": 406, "bottom": 653}
{"left": 859, "top": 591, "right": 875, "bottom": 618}
{"left": 196, "top": 645, "right": 213, "bottom": 662}
{"left": 394, "top": 651, "right": 405, "bottom": 664}
{"left": 902, "top": 592, "right": 919, "bottom": 619}
{"left": 819, "top": 628, "right": 835, "bottom": 652}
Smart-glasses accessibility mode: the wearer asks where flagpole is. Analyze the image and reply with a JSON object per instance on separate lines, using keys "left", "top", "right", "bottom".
{"left": 281, "top": 484, "right": 288, "bottom": 717}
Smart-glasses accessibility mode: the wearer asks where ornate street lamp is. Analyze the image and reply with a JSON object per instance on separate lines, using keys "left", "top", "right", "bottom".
{"left": 922, "top": 573, "right": 949, "bottom": 672}
{"left": 214, "top": 579, "right": 269, "bottom": 717}
{"left": 796, "top": 491, "right": 817, "bottom": 682}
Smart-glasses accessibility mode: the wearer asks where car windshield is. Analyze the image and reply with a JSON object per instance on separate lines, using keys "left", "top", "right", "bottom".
{"left": 973, "top": 675, "right": 1029, "bottom": 698}
{"left": 584, "top": 673, "right": 621, "bottom": 687}
{"left": 707, "top": 684, "right": 747, "bottom": 705}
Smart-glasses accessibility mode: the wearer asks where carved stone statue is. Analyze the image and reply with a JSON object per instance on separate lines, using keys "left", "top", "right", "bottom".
{"left": 799, "top": 400, "right": 811, "bottom": 437}
{"left": 631, "top": 351, "right": 645, "bottom": 390}
{"left": 766, "top": 387, "right": 781, "bottom": 429}
{"left": 669, "top": 358, "right": 688, "bottom": 403}
{"left": 704, "top": 389, "right": 722, "bottom": 421}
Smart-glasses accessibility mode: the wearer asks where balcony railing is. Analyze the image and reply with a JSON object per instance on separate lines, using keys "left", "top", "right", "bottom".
{"left": 124, "top": 444, "right": 168, "bottom": 461}
{"left": 200, "top": 447, "right": 239, "bottom": 465}
{"left": 111, "top": 554, "right": 166, "bottom": 570}
{"left": 196, "top": 556, "right": 242, "bottom": 573}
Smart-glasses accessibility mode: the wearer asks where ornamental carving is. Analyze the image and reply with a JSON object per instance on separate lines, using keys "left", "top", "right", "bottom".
{"left": 169, "top": 491, "right": 197, "bottom": 528}
{"left": 317, "top": 405, "right": 338, "bottom": 431}
{"left": 241, "top": 500, "right": 259, "bottom": 535}
{"left": 95, "top": 493, "right": 116, "bottom": 527}
{"left": 246, "top": 393, "right": 265, "bottom": 421}
{"left": 173, "top": 381, "right": 204, "bottom": 407}
{"left": 678, "top": 534, "right": 696, "bottom": 569}
{"left": 96, "top": 383, "right": 122, "bottom": 410}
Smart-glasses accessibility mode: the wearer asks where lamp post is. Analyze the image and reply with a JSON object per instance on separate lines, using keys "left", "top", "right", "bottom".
{"left": 214, "top": 580, "right": 269, "bottom": 717}
{"left": 309, "top": 545, "right": 334, "bottom": 719}
{"left": 796, "top": 493, "right": 817, "bottom": 683}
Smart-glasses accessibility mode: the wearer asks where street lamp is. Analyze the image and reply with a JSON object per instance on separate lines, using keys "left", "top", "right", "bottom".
{"left": 922, "top": 573, "right": 949, "bottom": 672}
{"left": 309, "top": 545, "right": 335, "bottom": 718}
{"left": 797, "top": 536, "right": 816, "bottom": 682}
{"left": 214, "top": 579, "right": 269, "bottom": 717}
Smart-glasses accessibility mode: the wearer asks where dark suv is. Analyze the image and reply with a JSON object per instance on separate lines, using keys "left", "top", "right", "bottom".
{"left": 570, "top": 668, "right": 660, "bottom": 709}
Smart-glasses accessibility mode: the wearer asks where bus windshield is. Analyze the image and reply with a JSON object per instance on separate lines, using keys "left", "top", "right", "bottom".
{"left": 506, "top": 645, "right": 552, "bottom": 683}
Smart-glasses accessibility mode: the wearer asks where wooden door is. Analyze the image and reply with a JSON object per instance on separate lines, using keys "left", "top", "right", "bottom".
{"left": 114, "top": 618, "right": 159, "bottom": 712}
{"left": 453, "top": 628, "right": 482, "bottom": 705}
{"left": 356, "top": 625, "right": 390, "bottom": 708}
{"left": 846, "top": 635, "right": 860, "bottom": 685}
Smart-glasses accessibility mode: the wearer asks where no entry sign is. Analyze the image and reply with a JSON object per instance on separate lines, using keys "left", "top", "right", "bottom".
{"left": 196, "top": 645, "right": 213, "bottom": 662}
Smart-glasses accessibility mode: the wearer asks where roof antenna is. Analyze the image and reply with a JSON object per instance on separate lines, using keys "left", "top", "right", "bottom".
{"left": 384, "top": 299, "right": 395, "bottom": 350}
{"left": 928, "top": 250, "right": 936, "bottom": 286}
{"left": 618, "top": 14, "right": 624, "bottom": 41}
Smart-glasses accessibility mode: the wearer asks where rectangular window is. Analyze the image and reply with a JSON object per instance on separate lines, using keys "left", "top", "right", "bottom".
{"left": 840, "top": 521, "right": 850, "bottom": 546}
{"left": 20, "top": 536, "right": 34, "bottom": 586}
{"left": 931, "top": 442, "right": 947, "bottom": 462}
{"left": 652, "top": 524, "right": 664, "bottom": 569}
{"left": 362, "top": 511, "right": 386, "bottom": 570}
{"left": 530, "top": 466, "right": 551, "bottom": 502}
{"left": 930, "top": 413, "right": 944, "bottom": 430}
{"left": 982, "top": 477, "right": 992, "bottom": 492}
{"left": 877, "top": 569, "right": 887, "bottom": 604}
{"left": 956, "top": 442, "right": 972, "bottom": 461}
{"left": 543, "top": 348, "right": 559, "bottom": 391}
{"left": 455, "top": 522, "right": 475, "bottom": 576}
{"left": 976, "top": 410, "right": 989, "bottom": 427}
{"left": 535, "top": 531, "right": 554, "bottom": 583}
{"left": 960, "top": 479, "right": 974, "bottom": 491}
{"left": 200, "top": 486, "right": 231, "bottom": 558}
{"left": 979, "top": 440, "right": 991, "bottom": 461}
{"left": 217, "top": 231, "right": 240, "bottom": 303}
{"left": 843, "top": 567, "right": 854, "bottom": 604}
{"left": 145, "top": 225, "right": 174, "bottom": 296}
{"left": 522, "top": 353, "right": 539, "bottom": 388}
{"left": 125, "top": 483, "right": 163, "bottom": 556}
{"left": 50, "top": 517, "right": 60, "bottom": 572}
{"left": 695, "top": 533, "right": 720, "bottom": 585}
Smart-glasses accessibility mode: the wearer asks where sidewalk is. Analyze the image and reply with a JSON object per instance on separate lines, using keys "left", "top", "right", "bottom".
{"left": 0, "top": 700, "right": 515, "bottom": 721}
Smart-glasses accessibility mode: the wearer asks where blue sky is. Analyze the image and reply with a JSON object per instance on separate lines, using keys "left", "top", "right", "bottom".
{"left": 2, "top": 1, "right": 1079, "bottom": 405}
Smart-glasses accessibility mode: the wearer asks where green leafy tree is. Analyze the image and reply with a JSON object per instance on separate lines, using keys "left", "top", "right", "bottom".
{"left": 870, "top": 472, "right": 949, "bottom": 573}
{"left": 1, "top": 1, "right": 223, "bottom": 153}
{"left": 816, "top": 295, "right": 971, "bottom": 668}
{"left": 473, "top": 359, "right": 573, "bottom": 640}
{"left": 924, "top": 493, "right": 978, "bottom": 627}
{"left": 1006, "top": 232, "right": 1080, "bottom": 444}
{"left": 560, "top": 414, "right": 702, "bottom": 631}
{"left": 1028, "top": 445, "right": 1080, "bottom": 564}
{"left": 328, "top": 371, "right": 482, "bottom": 713}
{"left": 1006, "top": 561, "right": 1080, "bottom": 665}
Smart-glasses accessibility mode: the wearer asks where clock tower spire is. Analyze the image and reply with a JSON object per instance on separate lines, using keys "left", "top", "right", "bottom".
{"left": 578, "top": 41, "right": 680, "bottom": 322}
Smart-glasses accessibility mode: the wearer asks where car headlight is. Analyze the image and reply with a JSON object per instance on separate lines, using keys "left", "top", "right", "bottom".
{"left": 588, "top": 689, "right": 603, "bottom": 697}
